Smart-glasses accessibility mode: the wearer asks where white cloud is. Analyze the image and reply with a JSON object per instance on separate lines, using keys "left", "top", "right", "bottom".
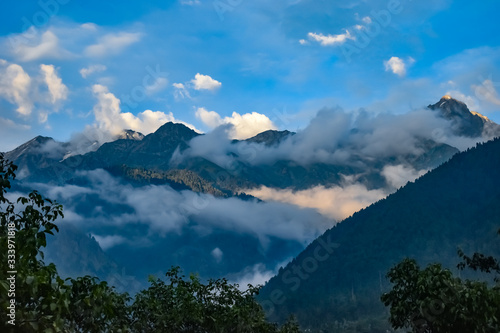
{"left": 384, "top": 56, "right": 407, "bottom": 77}
{"left": 172, "top": 82, "right": 191, "bottom": 99}
{"left": 91, "top": 84, "right": 199, "bottom": 138}
{"left": 211, "top": 247, "right": 223, "bottom": 262}
{"left": 85, "top": 32, "right": 142, "bottom": 57}
{"left": 0, "top": 62, "right": 32, "bottom": 115}
{"left": 195, "top": 107, "right": 222, "bottom": 128}
{"left": 246, "top": 183, "right": 387, "bottom": 221}
{"left": 93, "top": 234, "right": 127, "bottom": 250}
{"left": 232, "top": 264, "right": 275, "bottom": 289}
{"left": 307, "top": 30, "right": 354, "bottom": 46}
{"left": 191, "top": 73, "right": 222, "bottom": 91}
{"left": 225, "top": 112, "right": 277, "bottom": 140}
{"left": 123, "top": 109, "right": 198, "bottom": 134}
{"left": 10, "top": 30, "right": 65, "bottom": 62}
{"left": 362, "top": 16, "right": 372, "bottom": 24}
{"left": 40, "top": 64, "right": 68, "bottom": 104}
{"left": 381, "top": 164, "right": 427, "bottom": 189}
{"left": 195, "top": 107, "right": 277, "bottom": 140}
{"left": 91, "top": 84, "right": 123, "bottom": 135}
{"left": 80, "top": 64, "right": 107, "bottom": 78}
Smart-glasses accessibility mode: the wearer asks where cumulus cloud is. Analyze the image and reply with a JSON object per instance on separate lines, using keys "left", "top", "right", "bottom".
{"left": 0, "top": 60, "right": 71, "bottom": 123}
{"left": 246, "top": 183, "right": 387, "bottom": 221}
{"left": 40, "top": 64, "right": 68, "bottom": 104}
{"left": 80, "top": 64, "right": 107, "bottom": 78}
{"left": 307, "top": 30, "right": 354, "bottom": 46}
{"left": 196, "top": 107, "right": 222, "bottom": 128}
{"left": 191, "top": 73, "right": 222, "bottom": 91}
{"left": 384, "top": 56, "right": 407, "bottom": 77}
{"left": 91, "top": 84, "right": 199, "bottom": 139}
{"left": 195, "top": 107, "right": 277, "bottom": 140}
{"left": 0, "top": 61, "right": 32, "bottom": 115}
{"left": 91, "top": 84, "right": 123, "bottom": 135}
{"left": 85, "top": 32, "right": 142, "bottom": 57}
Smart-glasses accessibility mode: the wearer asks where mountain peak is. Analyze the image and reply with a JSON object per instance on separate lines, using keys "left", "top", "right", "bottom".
{"left": 246, "top": 130, "right": 294, "bottom": 146}
{"left": 154, "top": 122, "right": 198, "bottom": 136}
{"left": 6, "top": 135, "right": 55, "bottom": 157}
{"left": 117, "top": 129, "right": 144, "bottom": 141}
{"left": 427, "top": 95, "right": 498, "bottom": 137}
{"left": 428, "top": 95, "right": 470, "bottom": 117}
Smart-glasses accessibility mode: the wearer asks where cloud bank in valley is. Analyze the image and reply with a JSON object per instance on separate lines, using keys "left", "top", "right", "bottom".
{"left": 35, "top": 169, "right": 331, "bottom": 247}
{"left": 28, "top": 168, "right": 331, "bottom": 285}
{"left": 246, "top": 183, "right": 387, "bottom": 221}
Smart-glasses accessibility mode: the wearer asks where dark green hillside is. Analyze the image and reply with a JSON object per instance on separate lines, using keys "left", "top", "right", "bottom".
{"left": 65, "top": 122, "right": 200, "bottom": 171}
{"left": 258, "top": 137, "right": 500, "bottom": 332}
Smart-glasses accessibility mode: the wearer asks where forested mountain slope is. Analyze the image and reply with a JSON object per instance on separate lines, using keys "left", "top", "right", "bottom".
{"left": 259, "top": 137, "right": 500, "bottom": 332}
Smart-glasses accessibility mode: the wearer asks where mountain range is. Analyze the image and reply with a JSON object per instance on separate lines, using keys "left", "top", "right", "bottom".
{"left": 2, "top": 96, "right": 500, "bottom": 328}
{"left": 7, "top": 96, "right": 498, "bottom": 191}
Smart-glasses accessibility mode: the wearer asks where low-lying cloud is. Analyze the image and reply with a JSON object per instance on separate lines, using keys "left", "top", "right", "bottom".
{"left": 382, "top": 164, "right": 428, "bottom": 189}
{"left": 66, "top": 83, "right": 202, "bottom": 154}
{"left": 35, "top": 169, "right": 331, "bottom": 247}
{"left": 246, "top": 182, "right": 387, "bottom": 221}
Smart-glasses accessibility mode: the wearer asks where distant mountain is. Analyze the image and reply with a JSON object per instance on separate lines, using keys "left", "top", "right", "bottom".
{"left": 8, "top": 97, "right": 491, "bottom": 192}
{"left": 428, "top": 95, "right": 500, "bottom": 138}
{"left": 4, "top": 136, "right": 68, "bottom": 181}
{"left": 64, "top": 122, "right": 200, "bottom": 171}
{"left": 245, "top": 130, "right": 294, "bottom": 146}
{"left": 43, "top": 224, "right": 142, "bottom": 293}
{"left": 117, "top": 129, "right": 145, "bottom": 141}
{"left": 258, "top": 137, "right": 500, "bottom": 332}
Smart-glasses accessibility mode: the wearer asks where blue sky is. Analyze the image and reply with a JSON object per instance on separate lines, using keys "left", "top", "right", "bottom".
{"left": 1, "top": 0, "right": 499, "bottom": 151}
